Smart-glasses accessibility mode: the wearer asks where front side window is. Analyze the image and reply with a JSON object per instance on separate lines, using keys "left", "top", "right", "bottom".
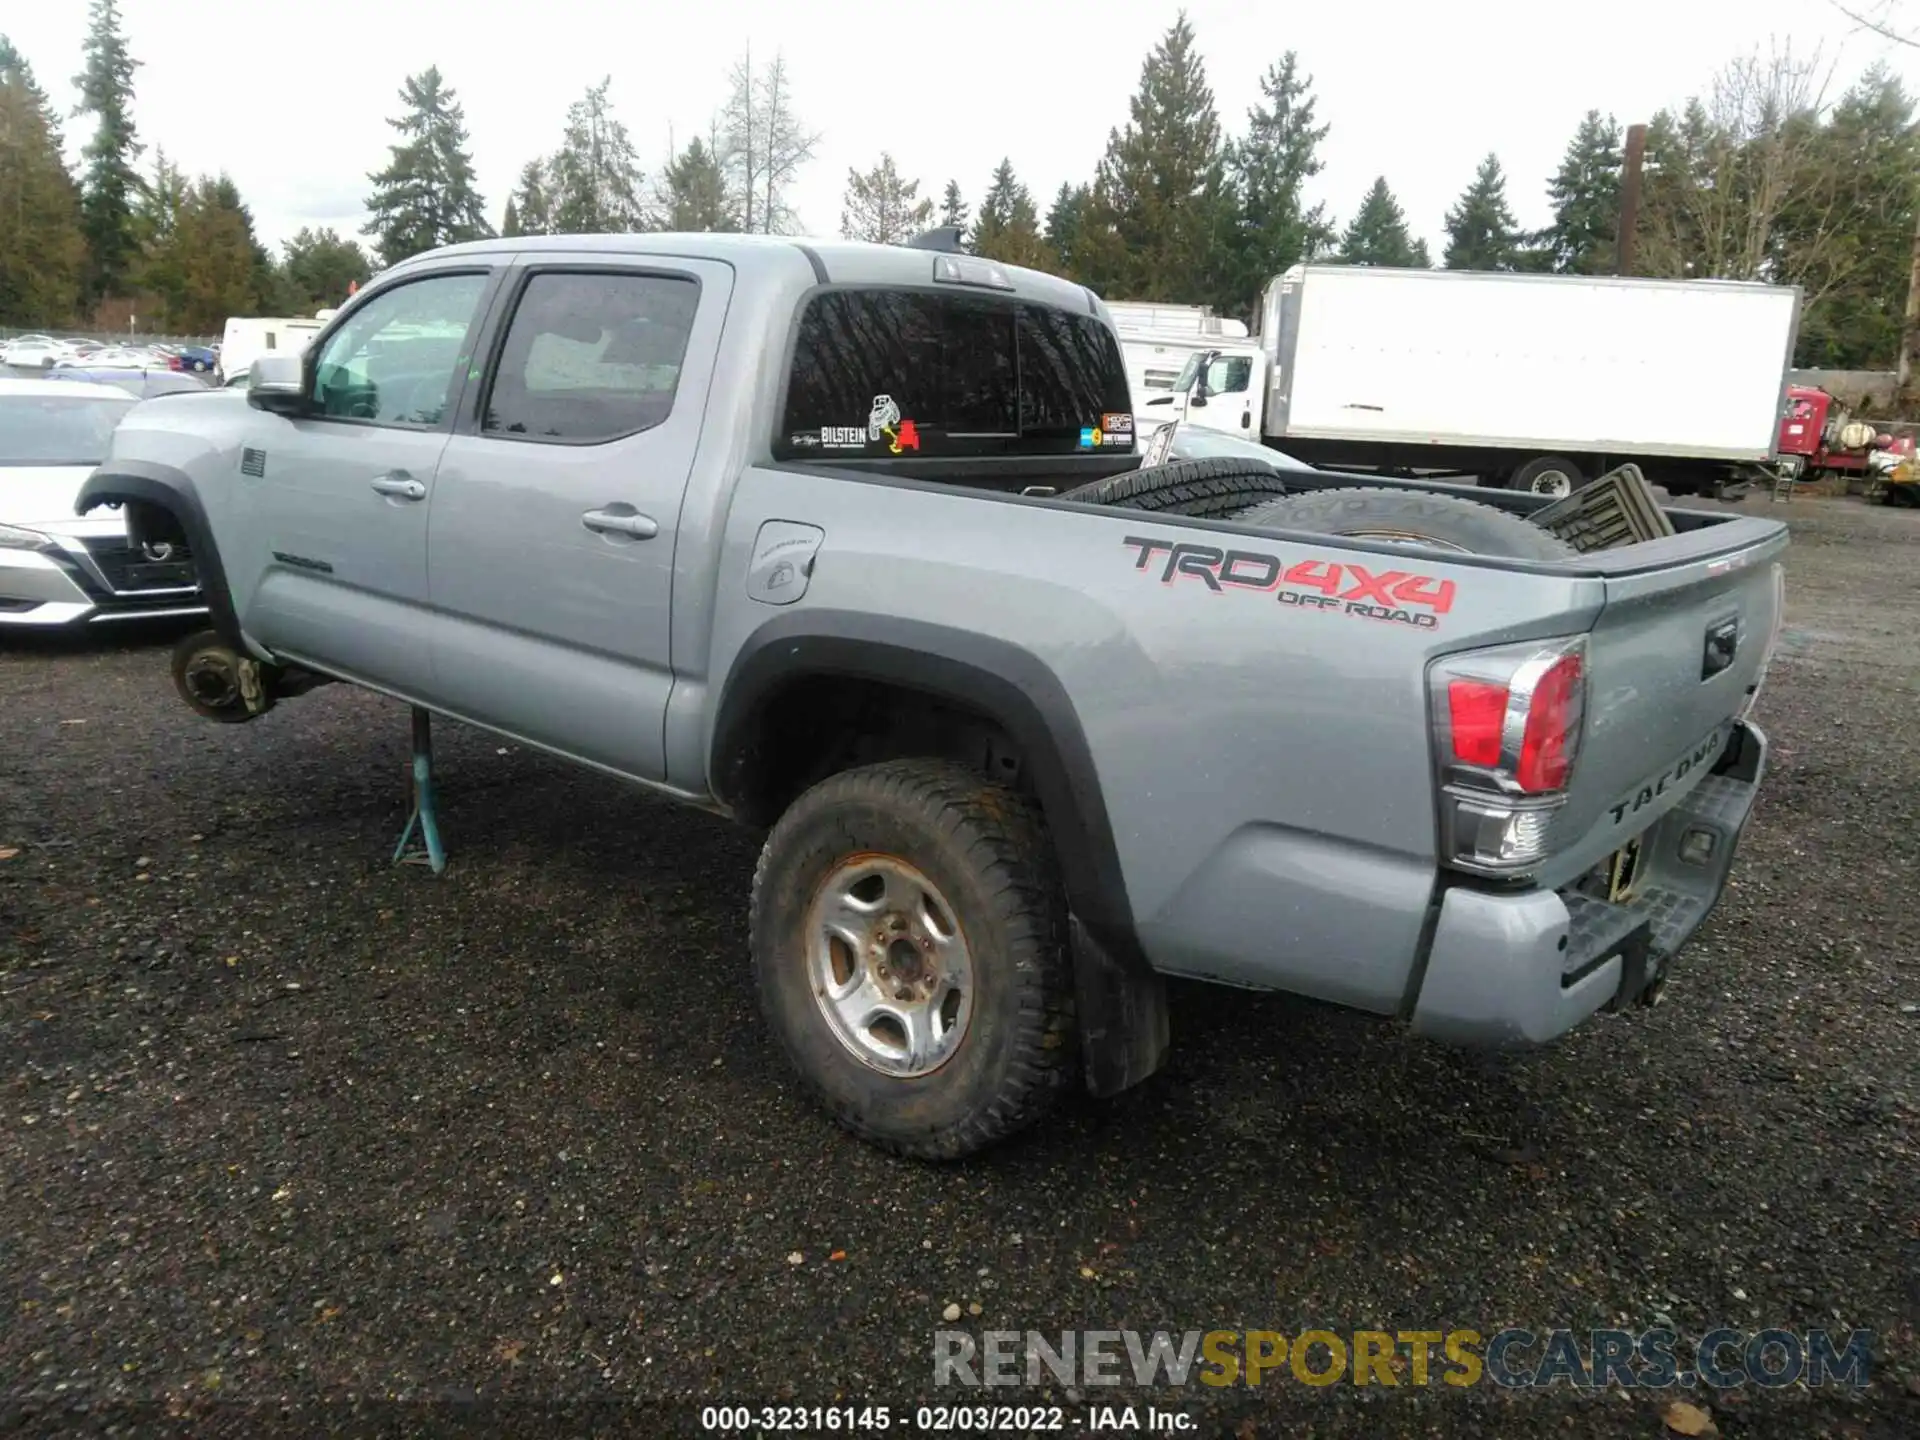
{"left": 309, "top": 272, "right": 489, "bottom": 427}
{"left": 778, "top": 289, "right": 1131, "bottom": 459}
{"left": 483, "top": 271, "right": 699, "bottom": 443}
{"left": 1206, "top": 354, "right": 1253, "bottom": 395}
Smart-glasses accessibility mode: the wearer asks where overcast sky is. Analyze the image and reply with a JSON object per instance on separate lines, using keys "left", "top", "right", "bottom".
{"left": 8, "top": 0, "right": 1920, "bottom": 269}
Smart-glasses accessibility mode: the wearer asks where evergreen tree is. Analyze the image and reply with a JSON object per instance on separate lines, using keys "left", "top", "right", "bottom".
{"left": 1783, "top": 65, "right": 1920, "bottom": 368}
{"left": 500, "top": 198, "right": 521, "bottom": 237}
{"left": 0, "top": 39, "right": 85, "bottom": 325}
{"left": 507, "top": 158, "right": 553, "bottom": 237}
{"left": 1336, "top": 177, "right": 1430, "bottom": 267}
{"left": 549, "top": 77, "right": 647, "bottom": 234}
{"left": 1088, "top": 12, "right": 1234, "bottom": 303}
{"left": 1044, "top": 182, "right": 1089, "bottom": 278}
{"left": 938, "top": 179, "right": 969, "bottom": 232}
{"left": 363, "top": 66, "right": 492, "bottom": 266}
{"left": 840, "top": 152, "right": 932, "bottom": 243}
{"left": 967, "top": 159, "right": 1053, "bottom": 271}
{"left": 169, "top": 175, "right": 260, "bottom": 333}
{"left": 282, "top": 227, "right": 373, "bottom": 310}
{"left": 130, "top": 148, "right": 187, "bottom": 321}
{"left": 72, "top": 0, "right": 143, "bottom": 301}
{"left": 1230, "top": 52, "right": 1334, "bottom": 305}
{"left": 1539, "top": 110, "right": 1623, "bottom": 274}
{"left": 658, "top": 136, "right": 736, "bottom": 231}
{"left": 1442, "top": 153, "right": 1523, "bottom": 270}
{"left": 208, "top": 173, "right": 286, "bottom": 313}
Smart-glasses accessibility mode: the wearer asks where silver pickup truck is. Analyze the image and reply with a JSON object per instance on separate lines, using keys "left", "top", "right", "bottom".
{"left": 78, "top": 233, "right": 1787, "bottom": 1158}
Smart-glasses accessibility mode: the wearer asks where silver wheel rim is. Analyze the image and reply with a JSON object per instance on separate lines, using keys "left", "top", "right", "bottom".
{"left": 1528, "top": 471, "right": 1574, "bottom": 498}
{"left": 805, "top": 854, "right": 974, "bottom": 1078}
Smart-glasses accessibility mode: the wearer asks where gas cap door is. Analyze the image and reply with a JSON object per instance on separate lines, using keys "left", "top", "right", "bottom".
{"left": 746, "top": 520, "right": 825, "bottom": 606}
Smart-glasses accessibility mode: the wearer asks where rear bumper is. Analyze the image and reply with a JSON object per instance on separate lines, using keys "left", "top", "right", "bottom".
{"left": 0, "top": 537, "right": 205, "bottom": 629}
{"left": 1410, "top": 720, "right": 1767, "bottom": 1047}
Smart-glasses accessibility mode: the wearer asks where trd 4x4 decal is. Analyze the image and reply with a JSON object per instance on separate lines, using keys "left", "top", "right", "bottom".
{"left": 1122, "top": 536, "right": 1457, "bottom": 630}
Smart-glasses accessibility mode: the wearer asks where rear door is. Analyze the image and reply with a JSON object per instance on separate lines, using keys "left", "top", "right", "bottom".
{"left": 423, "top": 255, "right": 730, "bottom": 781}
{"left": 234, "top": 267, "right": 498, "bottom": 692}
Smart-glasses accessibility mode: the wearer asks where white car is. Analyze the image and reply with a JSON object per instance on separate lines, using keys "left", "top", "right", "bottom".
{"left": 0, "top": 377, "right": 207, "bottom": 627}
{"left": 58, "top": 346, "right": 159, "bottom": 370}
{"left": 2, "top": 337, "right": 74, "bottom": 369}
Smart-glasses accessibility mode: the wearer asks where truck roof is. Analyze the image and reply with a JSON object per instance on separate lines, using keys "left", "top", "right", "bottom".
{"left": 398, "top": 231, "right": 1109, "bottom": 323}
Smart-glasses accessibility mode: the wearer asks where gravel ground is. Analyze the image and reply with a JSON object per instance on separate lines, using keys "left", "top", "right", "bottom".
{"left": 2, "top": 494, "right": 1916, "bottom": 1439}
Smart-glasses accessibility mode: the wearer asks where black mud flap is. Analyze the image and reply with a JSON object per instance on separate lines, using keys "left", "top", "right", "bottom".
{"left": 1071, "top": 916, "right": 1169, "bottom": 1098}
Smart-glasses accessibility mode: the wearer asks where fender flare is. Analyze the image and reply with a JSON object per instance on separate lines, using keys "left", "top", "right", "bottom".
{"left": 711, "top": 610, "right": 1142, "bottom": 967}
{"left": 77, "top": 459, "right": 244, "bottom": 649}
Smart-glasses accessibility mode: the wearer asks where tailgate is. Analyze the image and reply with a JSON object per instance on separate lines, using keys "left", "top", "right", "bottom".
{"left": 1550, "top": 532, "right": 1786, "bottom": 881}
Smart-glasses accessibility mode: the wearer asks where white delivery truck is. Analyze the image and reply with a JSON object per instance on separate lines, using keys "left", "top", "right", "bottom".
{"left": 217, "top": 315, "right": 327, "bottom": 386}
{"left": 1141, "top": 264, "right": 1802, "bottom": 497}
{"left": 1106, "top": 303, "right": 1259, "bottom": 434}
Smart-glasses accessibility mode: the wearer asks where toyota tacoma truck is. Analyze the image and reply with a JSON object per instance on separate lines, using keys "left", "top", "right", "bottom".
{"left": 77, "top": 232, "right": 1788, "bottom": 1159}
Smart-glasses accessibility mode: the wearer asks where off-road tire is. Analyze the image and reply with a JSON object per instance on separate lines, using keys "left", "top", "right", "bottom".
{"left": 1238, "top": 486, "right": 1578, "bottom": 560}
{"left": 1061, "top": 456, "right": 1293, "bottom": 518}
{"left": 749, "top": 759, "right": 1075, "bottom": 1160}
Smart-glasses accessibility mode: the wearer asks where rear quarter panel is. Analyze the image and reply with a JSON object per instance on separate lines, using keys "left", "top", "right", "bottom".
{"left": 690, "top": 469, "right": 1610, "bottom": 1014}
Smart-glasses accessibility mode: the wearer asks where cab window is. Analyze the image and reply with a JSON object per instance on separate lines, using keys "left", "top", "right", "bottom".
{"left": 309, "top": 272, "right": 489, "bottom": 427}
{"left": 778, "top": 289, "right": 1131, "bottom": 458}
{"left": 483, "top": 270, "right": 699, "bottom": 443}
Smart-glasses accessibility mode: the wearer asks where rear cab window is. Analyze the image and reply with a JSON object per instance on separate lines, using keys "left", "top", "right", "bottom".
{"left": 777, "top": 289, "right": 1134, "bottom": 462}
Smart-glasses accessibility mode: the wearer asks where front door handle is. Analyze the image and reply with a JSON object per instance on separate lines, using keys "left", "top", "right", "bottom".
{"left": 582, "top": 508, "right": 659, "bottom": 540}
{"left": 370, "top": 473, "right": 427, "bottom": 501}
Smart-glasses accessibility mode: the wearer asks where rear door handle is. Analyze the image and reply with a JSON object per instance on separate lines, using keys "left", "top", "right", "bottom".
{"left": 582, "top": 508, "right": 659, "bottom": 539}
{"left": 370, "top": 473, "right": 427, "bottom": 501}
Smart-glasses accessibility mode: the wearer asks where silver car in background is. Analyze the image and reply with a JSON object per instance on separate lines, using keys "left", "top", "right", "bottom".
{"left": 0, "top": 377, "right": 206, "bottom": 628}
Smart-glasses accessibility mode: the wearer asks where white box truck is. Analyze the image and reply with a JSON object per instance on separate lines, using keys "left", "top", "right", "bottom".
{"left": 1107, "top": 303, "right": 1258, "bottom": 431}
{"left": 1141, "top": 265, "right": 1802, "bottom": 497}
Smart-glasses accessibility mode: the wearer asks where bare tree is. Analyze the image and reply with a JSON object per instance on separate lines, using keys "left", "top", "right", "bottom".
{"left": 1829, "top": 0, "right": 1920, "bottom": 45}
{"left": 719, "top": 44, "right": 763, "bottom": 233}
{"left": 718, "top": 47, "right": 820, "bottom": 234}
{"left": 1636, "top": 43, "right": 1854, "bottom": 302}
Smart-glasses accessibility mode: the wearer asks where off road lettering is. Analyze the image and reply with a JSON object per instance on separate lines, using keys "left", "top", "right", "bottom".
{"left": 1122, "top": 536, "right": 1459, "bottom": 628}
{"left": 1122, "top": 536, "right": 1457, "bottom": 627}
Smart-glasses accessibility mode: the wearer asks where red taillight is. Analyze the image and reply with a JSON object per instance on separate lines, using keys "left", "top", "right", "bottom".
{"left": 1438, "top": 640, "right": 1587, "bottom": 796}
{"left": 1515, "top": 650, "right": 1582, "bottom": 792}
{"left": 1447, "top": 680, "right": 1507, "bottom": 767}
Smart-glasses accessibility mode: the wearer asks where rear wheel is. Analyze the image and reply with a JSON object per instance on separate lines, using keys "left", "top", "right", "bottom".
{"left": 749, "top": 759, "right": 1076, "bottom": 1160}
{"left": 1508, "top": 455, "right": 1584, "bottom": 498}
{"left": 1238, "top": 486, "right": 1578, "bottom": 560}
{"left": 1060, "top": 456, "right": 1293, "bottom": 518}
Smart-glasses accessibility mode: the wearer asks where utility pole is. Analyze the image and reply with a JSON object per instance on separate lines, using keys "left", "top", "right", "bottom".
{"left": 1615, "top": 122, "right": 1648, "bottom": 275}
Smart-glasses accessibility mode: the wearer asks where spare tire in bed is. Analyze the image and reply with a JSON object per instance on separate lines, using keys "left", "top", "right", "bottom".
{"left": 1237, "top": 486, "right": 1577, "bottom": 560}
{"left": 1060, "top": 457, "right": 1294, "bottom": 518}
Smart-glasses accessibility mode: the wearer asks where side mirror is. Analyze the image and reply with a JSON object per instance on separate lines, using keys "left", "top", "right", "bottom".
{"left": 1188, "top": 391, "right": 1209, "bottom": 409}
{"left": 247, "top": 353, "right": 307, "bottom": 415}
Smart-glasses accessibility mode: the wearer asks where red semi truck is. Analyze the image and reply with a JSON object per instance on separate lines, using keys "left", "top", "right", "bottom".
{"left": 1774, "top": 385, "right": 1914, "bottom": 485}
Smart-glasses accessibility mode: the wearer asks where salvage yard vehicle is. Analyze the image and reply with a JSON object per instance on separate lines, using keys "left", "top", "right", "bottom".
{"left": 79, "top": 232, "right": 1788, "bottom": 1159}
{"left": 1146, "top": 263, "right": 1802, "bottom": 498}
{"left": 0, "top": 377, "right": 205, "bottom": 628}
